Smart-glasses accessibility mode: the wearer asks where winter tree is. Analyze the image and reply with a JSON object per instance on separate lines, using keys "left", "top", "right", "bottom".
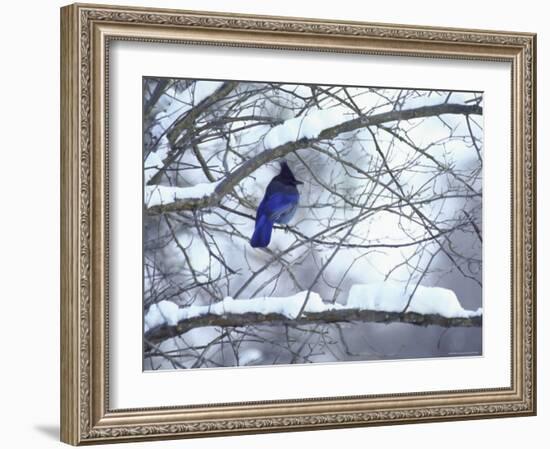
{"left": 142, "top": 78, "right": 483, "bottom": 370}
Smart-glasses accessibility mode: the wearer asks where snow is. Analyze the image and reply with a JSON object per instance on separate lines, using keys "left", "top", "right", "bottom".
{"left": 263, "top": 107, "right": 352, "bottom": 149}
{"left": 152, "top": 89, "right": 185, "bottom": 130}
{"left": 145, "top": 181, "right": 220, "bottom": 207}
{"left": 399, "top": 92, "right": 448, "bottom": 110}
{"left": 150, "top": 81, "right": 225, "bottom": 132}
{"left": 188, "top": 292, "right": 342, "bottom": 319}
{"left": 239, "top": 348, "right": 263, "bottom": 366}
{"left": 144, "top": 143, "right": 169, "bottom": 183}
{"left": 144, "top": 300, "right": 181, "bottom": 332}
{"left": 144, "top": 292, "right": 342, "bottom": 330}
{"left": 192, "top": 81, "right": 224, "bottom": 105}
{"left": 166, "top": 81, "right": 223, "bottom": 113}
{"left": 144, "top": 81, "right": 228, "bottom": 186}
{"left": 346, "top": 282, "right": 482, "bottom": 319}
{"left": 144, "top": 284, "right": 480, "bottom": 332}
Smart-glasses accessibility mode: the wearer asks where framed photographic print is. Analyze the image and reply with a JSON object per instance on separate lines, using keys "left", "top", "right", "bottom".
{"left": 60, "top": 3, "right": 537, "bottom": 445}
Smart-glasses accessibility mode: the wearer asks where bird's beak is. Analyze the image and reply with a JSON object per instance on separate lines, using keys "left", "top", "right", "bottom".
{"left": 296, "top": 180, "right": 304, "bottom": 185}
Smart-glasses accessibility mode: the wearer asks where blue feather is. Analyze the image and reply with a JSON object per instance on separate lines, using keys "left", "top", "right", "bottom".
{"left": 250, "top": 214, "right": 273, "bottom": 248}
{"left": 250, "top": 162, "right": 302, "bottom": 248}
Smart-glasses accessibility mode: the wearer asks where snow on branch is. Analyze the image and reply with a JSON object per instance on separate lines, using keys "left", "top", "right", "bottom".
{"left": 144, "top": 284, "right": 482, "bottom": 347}
{"left": 347, "top": 282, "right": 482, "bottom": 318}
{"left": 145, "top": 181, "right": 221, "bottom": 208}
{"left": 147, "top": 81, "right": 238, "bottom": 186}
{"left": 145, "top": 102, "right": 482, "bottom": 215}
{"left": 263, "top": 107, "right": 353, "bottom": 148}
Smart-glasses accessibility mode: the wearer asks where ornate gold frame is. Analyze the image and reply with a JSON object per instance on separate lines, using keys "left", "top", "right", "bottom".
{"left": 60, "top": 3, "right": 537, "bottom": 445}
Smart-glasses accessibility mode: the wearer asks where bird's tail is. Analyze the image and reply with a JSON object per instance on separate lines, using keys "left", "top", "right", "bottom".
{"left": 250, "top": 214, "right": 273, "bottom": 248}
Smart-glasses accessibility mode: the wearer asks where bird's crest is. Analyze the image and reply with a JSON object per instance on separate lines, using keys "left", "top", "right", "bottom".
{"left": 279, "top": 161, "right": 303, "bottom": 185}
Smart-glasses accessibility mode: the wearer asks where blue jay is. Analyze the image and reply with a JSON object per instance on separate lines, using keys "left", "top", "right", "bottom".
{"left": 250, "top": 162, "right": 303, "bottom": 248}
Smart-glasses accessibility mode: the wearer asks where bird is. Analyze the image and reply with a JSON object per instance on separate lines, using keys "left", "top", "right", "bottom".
{"left": 250, "top": 161, "right": 303, "bottom": 248}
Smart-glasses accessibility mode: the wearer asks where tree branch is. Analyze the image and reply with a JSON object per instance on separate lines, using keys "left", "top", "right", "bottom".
{"left": 146, "top": 102, "right": 482, "bottom": 215}
{"left": 144, "top": 308, "right": 482, "bottom": 348}
{"left": 147, "top": 81, "right": 239, "bottom": 186}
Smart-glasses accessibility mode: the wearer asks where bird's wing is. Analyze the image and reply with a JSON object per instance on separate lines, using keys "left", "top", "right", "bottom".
{"left": 262, "top": 192, "right": 299, "bottom": 222}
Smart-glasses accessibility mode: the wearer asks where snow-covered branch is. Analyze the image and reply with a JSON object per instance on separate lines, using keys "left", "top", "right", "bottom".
{"left": 142, "top": 80, "right": 484, "bottom": 369}
{"left": 145, "top": 102, "right": 482, "bottom": 215}
{"left": 147, "top": 81, "right": 238, "bottom": 186}
{"left": 144, "top": 284, "right": 482, "bottom": 348}
{"left": 145, "top": 182, "right": 220, "bottom": 208}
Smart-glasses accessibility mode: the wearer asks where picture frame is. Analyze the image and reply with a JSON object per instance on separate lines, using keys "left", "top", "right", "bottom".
{"left": 60, "top": 2, "right": 537, "bottom": 445}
